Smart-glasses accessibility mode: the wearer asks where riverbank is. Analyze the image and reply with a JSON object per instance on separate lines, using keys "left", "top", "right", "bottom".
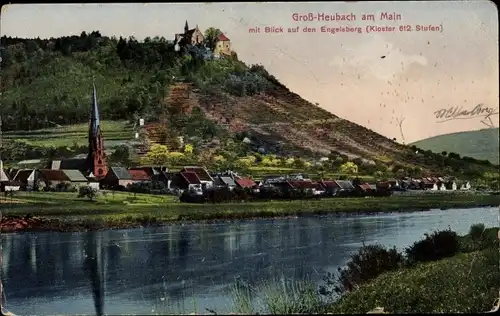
{"left": 1, "top": 191, "right": 499, "bottom": 233}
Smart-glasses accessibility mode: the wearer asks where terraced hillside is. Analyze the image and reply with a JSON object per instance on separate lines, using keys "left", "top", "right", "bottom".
{"left": 164, "top": 83, "right": 418, "bottom": 166}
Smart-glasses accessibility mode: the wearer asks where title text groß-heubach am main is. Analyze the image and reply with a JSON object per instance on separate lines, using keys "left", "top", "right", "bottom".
{"left": 291, "top": 12, "right": 402, "bottom": 22}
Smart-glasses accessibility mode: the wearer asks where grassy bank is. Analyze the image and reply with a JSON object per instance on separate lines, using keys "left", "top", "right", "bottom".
{"left": 223, "top": 226, "right": 500, "bottom": 314}
{"left": 0, "top": 191, "right": 499, "bottom": 232}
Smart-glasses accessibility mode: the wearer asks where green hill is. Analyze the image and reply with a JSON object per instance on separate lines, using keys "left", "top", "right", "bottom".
{"left": 0, "top": 31, "right": 498, "bottom": 181}
{"left": 411, "top": 128, "right": 499, "bottom": 165}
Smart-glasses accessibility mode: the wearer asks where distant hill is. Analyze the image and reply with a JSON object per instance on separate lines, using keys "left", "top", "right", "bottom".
{"left": 411, "top": 128, "right": 500, "bottom": 165}
{"left": 0, "top": 31, "right": 498, "bottom": 177}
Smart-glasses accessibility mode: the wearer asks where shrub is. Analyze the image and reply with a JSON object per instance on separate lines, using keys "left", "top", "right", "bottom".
{"left": 77, "top": 186, "right": 99, "bottom": 201}
{"left": 319, "top": 244, "right": 405, "bottom": 296}
{"left": 469, "top": 223, "right": 485, "bottom": 249}
{"left": 405, "top": 228, "right": 460, "bottom": 264}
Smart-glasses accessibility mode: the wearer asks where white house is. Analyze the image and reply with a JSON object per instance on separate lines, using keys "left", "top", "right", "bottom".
{"left": 460, "top": 181, "right": 472, "bottom": 190}
{"left": 438, "top": 182, "right": 446, "bottom": 191}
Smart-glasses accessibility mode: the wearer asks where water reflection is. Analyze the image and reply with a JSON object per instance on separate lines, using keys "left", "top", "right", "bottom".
{"left": 1, "top": 207, "right": 498, "bottom": 315}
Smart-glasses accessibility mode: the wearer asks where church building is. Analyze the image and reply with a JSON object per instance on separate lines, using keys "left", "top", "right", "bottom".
{"left": 50, "top": 83, "right": 108, "bottom": 180}
{"left": 174, "top": 21, "right": 205, "bottom": 50}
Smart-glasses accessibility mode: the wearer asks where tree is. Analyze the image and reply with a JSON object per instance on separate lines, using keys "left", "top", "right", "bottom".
{"left": 78, "top": 186, "right": 99, "bottom": 201}
{"left": 166, "top": 151, "right": 186, "bottom": 166}
{"left": 183, "top": 143, "right": 194, "bottom": 154}
{"left": 203, "top": 27, "right": 222, "bottom": 51}
{"left": 109, "top": 145, "right": 131, "bottom": 166}
{"left": 339, "top": 162, "right": 358, "bottom": 174}
{"left": 140, "top": 144, "right": 169, "bottom": 166}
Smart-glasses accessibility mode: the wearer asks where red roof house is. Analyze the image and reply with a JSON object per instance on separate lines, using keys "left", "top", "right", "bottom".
{"left": 235, "top": 178, "right": 256, "bottom": 188}
{"left": 127, "top": 169, "right": 151, "bottom": 182}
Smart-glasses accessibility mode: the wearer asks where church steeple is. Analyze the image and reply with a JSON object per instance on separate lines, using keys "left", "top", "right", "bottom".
{"left": 89, "top": 82, "right": 100, "bottom": 138}
{"left": 87, "top": 81, "right": 108, "bottom": 179}
{"left": 184, "top": 20, "right": 189, "bottom": 34}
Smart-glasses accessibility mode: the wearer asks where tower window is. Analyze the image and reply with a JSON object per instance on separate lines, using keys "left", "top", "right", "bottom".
{"left": 97, "top": 168, "right": 104, "bottom": 175}
{"left": 98, "top": 159, "right": 102, "bottom": 165}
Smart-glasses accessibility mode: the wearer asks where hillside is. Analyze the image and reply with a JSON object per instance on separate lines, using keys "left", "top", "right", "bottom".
{"left": 0, "top": 31, "right": 498, "bottom": 179}
{"left": 411, "top": 129, "right": 500, "bottom": 165}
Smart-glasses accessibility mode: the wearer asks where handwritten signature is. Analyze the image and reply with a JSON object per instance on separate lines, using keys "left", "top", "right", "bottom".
{"left": 434, "top": 104, "right": 499, "bottom": 124}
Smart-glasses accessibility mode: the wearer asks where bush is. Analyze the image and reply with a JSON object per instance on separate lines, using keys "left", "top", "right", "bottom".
{"left": 319, "top": 244, "right": 405, "bottom": 296}
{"left": 77, "top": 186, "right": 99, "bottom": 201}
{"left": 54, "top": 182, "right": 78, "bottom": 192}
{"left": 405, "top": 228, "right": 460, "bottom": 264}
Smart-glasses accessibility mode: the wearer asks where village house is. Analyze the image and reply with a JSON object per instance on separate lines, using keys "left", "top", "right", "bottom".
{"left": 180, "top": 166, "right": 213, "bottom": 189}
{"left": 458, "top": 181, "right": 471, "bottom": 190}
{"left": 213, "top": 33, "right": 231, "bottom": 56}
{"left": 288, "top": 180, "right": 322, "bottom": 195}
{"left": 420, "top": 178, "right": 438, "bottom": 190}
{"left": 318, "top": 180, "right": 341, "bottom": 196}
{"left": 37, "top": 169, "right": 72, "bottom": 190}
{"left": 61, "top": 169, "right": 90, "bottom": 188}
{"left": 100, "top": 167, "right": 135, "bottom": 189}
{"left": 0, "top": 166, "right": 8, "bottom": 183}
{"left": 173, "top": 171, "right": 203, "bottom": 194}
{"left": 127, "top": 169, "right": 151, "bottom": 184}
{"left": 13, "top": 169, "right": 39, "bottom": 191}
{"left": 335, "top": 180, "right": 356, "bottom": 193}
{"left": 214, "top": 175, "right": 237, "bottom": 190}
{"left": 355, "top": 182, "right": 376, "bottom": 196}
{"left": 0, "top": 164, "right": 20, "bottom": 193}
{"left": 235, "top": 177, "right": 259, "bottom": 193}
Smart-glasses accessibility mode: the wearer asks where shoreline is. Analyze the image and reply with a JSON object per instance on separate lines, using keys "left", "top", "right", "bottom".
{"left": 1, "top": 196, "right": 498, "bottom": 233}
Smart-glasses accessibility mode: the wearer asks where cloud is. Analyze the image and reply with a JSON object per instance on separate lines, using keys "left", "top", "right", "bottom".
{"left": 329, "top": 35, "right": 427, "bottom": 81}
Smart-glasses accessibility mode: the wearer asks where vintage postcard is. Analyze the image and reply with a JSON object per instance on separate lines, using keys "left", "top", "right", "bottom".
{"left": 0, "top": 1, "right": 499, "bottom": 315}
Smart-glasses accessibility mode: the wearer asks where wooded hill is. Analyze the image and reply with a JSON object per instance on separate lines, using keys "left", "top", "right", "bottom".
{"left": 411, "top": 128, "right": 499, "bottom": 165}
{"left": 0, "top": 31, "right": 498, "bottom": 182}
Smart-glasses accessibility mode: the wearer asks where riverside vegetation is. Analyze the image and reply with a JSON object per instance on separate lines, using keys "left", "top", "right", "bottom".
{"left": 222, "top": 224, "right": 499, "bottom": 314}
{"left": 1, "top": 190, "right": 499, "bottom": 232}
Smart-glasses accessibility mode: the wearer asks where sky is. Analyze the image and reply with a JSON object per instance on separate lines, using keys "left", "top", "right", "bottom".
{"left": 1, "top": 1, "right": 498, "bottom": 143}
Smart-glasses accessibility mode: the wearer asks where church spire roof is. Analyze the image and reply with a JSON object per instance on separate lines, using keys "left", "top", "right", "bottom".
{"left": 90, "top": 81, "right": 100, "bottom": 137}
{"left": 184, "top": 20, "right": 189, "bottom": 33}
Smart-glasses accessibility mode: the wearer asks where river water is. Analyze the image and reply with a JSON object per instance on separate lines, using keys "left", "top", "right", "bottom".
{"left": 2, "top": 207, "right": 499, "bottom": 315}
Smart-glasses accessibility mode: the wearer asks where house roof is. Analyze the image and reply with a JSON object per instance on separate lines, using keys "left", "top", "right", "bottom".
{"left": 180, "top": 171, "right": 201, "bottom": 184}
{"left": 0, "top": 168, "right": 9, "bottom": 182}
{"left": 217, "top": 33, "right": 230, "bottom": 41}
{"left": 58, "top": 158, "right": 87, "bottom": 171}
{"left": 319, "top": 180, "right": 340, "bottom": 189}
{"left": 128, "top": 169, "right": 151, "bottom": 181}
{"left": 219, "top": 176, "right": 236, "bottom": 186}
{"left": 235, "top": 178, "right": 256, "bottom": 188}
{"left": 130, "top": 167, "right": 160, "bottom": 177}
{"left": 7, "top": 168, "right": 19, "bottom": 179}
{"left": 182, "top": 166, "right": 213, "bottom": 182}
{"left": 335, "top": 180, "right": 355, "bottom": 190}
{"left": 38, "top": 169, "right": 70, "bottom": 181}
{"left": 357, "top": 183, "right": 372, "bottom": 191}
{"left": 289, "top": 180, "right": 317, "bottom": 189}
{"left": 62, "top": 169, "right": 88, "bottom": 182}
{"left": 421, "top": 178, "right": 434, "bottom": 185}
{"left": 110, "top": 167, "right": 132, "bottom": 180}
{"left": 14, "top": 169, "right": 35, "bottom": 182}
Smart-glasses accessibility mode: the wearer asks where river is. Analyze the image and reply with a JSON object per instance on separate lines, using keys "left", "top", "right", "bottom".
{"left": 1, "top": 207, "right": 498, "bottom": 315}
